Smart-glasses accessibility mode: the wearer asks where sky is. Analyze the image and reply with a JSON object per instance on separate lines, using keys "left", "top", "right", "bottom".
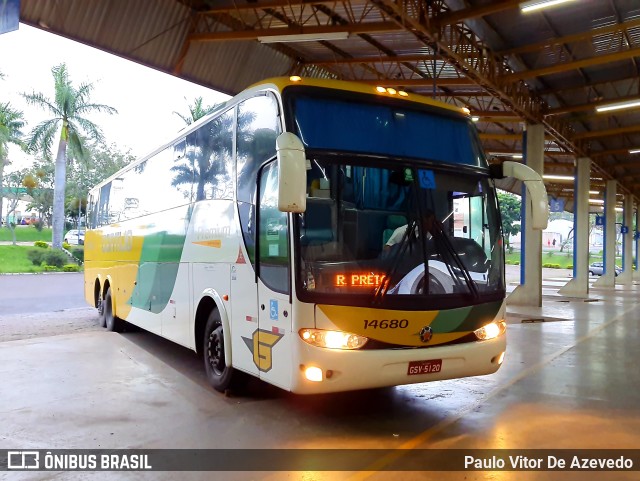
{"left": 0, "top": 23, "right": 230, "bottom": 171}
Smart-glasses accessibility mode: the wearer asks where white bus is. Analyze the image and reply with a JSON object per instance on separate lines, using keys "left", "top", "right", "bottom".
{"left": 84, "top": 77, "right": 548, "bottom": 394}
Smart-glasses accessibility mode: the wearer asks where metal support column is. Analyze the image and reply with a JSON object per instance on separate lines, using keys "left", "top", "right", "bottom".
{"left": 617, "top": 195, "right": 634, "bottom": 285}
{"left": 507, "top": 124, "right": 544, "bottom": 307}
{"left": 559, "top": 157, "right": 590, "bottom": 297}
{"left": 594, "top": 180, "right": 617, "bottom": 288}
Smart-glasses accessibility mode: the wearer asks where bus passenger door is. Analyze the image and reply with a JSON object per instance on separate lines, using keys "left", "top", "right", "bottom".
{"left": 230, "top": 203, "right": 260, "bottom": 379}
{"left": 255, "top": 162, "right": 292, "bottom": 390}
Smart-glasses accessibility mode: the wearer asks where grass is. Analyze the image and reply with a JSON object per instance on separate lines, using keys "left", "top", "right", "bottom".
{"left": 0, "top": 246, "right": 46, "bottom": 273}
{"left": 506, "top": 250, "right": 622, "bottom": 269}
{"left": 0, "top": 226, "right": 52, "bottom": 242}
{"left": 0, "top": 245, "right": 83, "bottom": 274}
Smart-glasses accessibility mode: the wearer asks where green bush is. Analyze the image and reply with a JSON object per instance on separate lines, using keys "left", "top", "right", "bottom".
{"left": 34, "top": 220, "right": 44, "bottom": 231}
{"left": 568, "top": 265, "right": 573, "bottom": 270}
{"left": 43, "top": 265, "right": 58, "bottom": 272}
{"left": 542, "top": 263, "right": 561, "bottom": 268}
{"left": 62, "top": 264, "right": 81, "bottom": 272}
{"left": 34, "top": 240, "right": 49, "bottom": 249}
{"left": 514, "top": 261, "right": 519, "bottom": 265}
{"left": 62, "top": 242, "right": 71, "bottom": 250}
{"left": 27, "top": 249, "right": 45, "bottom": 265}
{"left": 72, "top": 248, "right": 84, "bottom": 263}
{"left": 44, "top": 249, "right": 68, "bottom": 268}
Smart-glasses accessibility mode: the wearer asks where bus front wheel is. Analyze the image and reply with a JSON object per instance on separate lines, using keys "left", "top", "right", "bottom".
{"left": 204, "top": 310, "right": 238, "bottom": 392}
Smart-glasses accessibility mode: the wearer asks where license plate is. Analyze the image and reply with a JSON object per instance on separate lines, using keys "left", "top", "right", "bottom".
{"left": 407, "top": 359, "right": 442, "bottom": 375}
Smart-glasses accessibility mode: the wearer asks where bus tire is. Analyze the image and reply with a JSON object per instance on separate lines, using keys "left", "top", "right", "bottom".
{"left": 204, "top": 309, "right": 237, "bottom": 392}
{"left": 97, "top": 290, "right": 107, "bottom": 328}
{"left": 104, "top": 288, "right": 123, "bottom": 332}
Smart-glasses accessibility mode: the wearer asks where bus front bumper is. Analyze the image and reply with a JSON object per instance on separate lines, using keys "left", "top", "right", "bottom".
{"left": 289, "top": 335, "right": 506, "bottom": 394}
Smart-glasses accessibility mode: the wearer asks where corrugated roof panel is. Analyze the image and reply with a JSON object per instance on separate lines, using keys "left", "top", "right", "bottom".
{"left": 183, "top": 41, "right": 295, "bottom": 94}
{"left": 23, "top": 0, "right": 191, "bottom": 70}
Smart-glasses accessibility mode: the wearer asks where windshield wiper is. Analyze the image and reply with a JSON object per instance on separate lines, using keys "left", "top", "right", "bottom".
{"left": 373, "top": 219, "right": 418, "bottom": 302}
{"left": 429, "top": 220, "right": 479, "bottom": 298}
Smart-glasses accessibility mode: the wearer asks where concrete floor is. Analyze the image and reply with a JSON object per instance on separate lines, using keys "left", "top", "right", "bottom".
{"left": 1, "top": 273, "right": 640, "bottom": 480}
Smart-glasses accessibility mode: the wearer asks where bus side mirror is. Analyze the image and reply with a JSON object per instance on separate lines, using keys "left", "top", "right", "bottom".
{"left": 501, "top": 161, "right": 549, "bottom": 230}
{"left": 276, "top": 133, "right": 307, "bottom": 213}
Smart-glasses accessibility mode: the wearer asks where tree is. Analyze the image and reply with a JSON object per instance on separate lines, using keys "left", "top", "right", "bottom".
{"left": 0, "top": 102, "right": 25, "bottom": 226}
{"left": 22, "top": 63, "right": 117, "bottom": 248}
{"left": 497, "top": 191, "right": 522, "bottom": 251}
{"left": 26, "top": 160, "right": 55, "bottom": 227}
{"left": 172, "top": 96, "right": 220, "bottom": 126}
{"left": 3, "top": 169, "right": 31, "bottom": 244}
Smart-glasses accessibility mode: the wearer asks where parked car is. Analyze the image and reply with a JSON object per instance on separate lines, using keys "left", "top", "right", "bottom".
{"left": 64, "top": 229, "right": 85, "bottom": 245}
{"left": 589, "top": 262, "right": 621, "bottom": 276}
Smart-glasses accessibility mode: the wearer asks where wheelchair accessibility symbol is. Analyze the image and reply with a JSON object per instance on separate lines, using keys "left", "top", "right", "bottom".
{"left": 270, "top": 299, "right": 278, "bottom": 320}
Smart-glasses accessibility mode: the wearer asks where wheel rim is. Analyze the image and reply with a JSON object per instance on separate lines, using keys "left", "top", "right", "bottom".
{"left": 207, "top": 327, "right": 225, "bottom": 376}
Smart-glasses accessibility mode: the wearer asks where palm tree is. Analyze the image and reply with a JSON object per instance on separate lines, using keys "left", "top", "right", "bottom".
{"left": 23, "top": 63, "right": 117, "bottom": 248}
{"left": 171, "top": 97, "right": 228, "bottom": 200}
{"left": 173, "top": 96, "right": 220, "bottom": 126}
{"left": 0, "top": 102, "right": 25, "bottom": 226}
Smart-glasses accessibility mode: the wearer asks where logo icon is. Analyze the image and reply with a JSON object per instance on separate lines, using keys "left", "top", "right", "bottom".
{"left": 8, "top": 451, "right": 40, "bottom": 470}
{"left": 242, "top": 329, "right": 284, "bottom": 372}
{"left": 270, "top": 299, "right": 278, "bottom": 320}
{"left": 419, "top": 326, "right": 433, "bottom": 343}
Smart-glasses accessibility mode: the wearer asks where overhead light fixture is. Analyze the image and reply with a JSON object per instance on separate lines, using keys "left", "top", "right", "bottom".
{"left": 488, "top": 152, "right": 522, "bottom": 158}
{"left": 471, "top": 116, "right": 480, "bottom": 122}
{"left": 589, "top": 190, "right": 600, "bottom": 195}
{"left": 543, "top": 174, "right": 574, "bottom": 181}
{"left": 630, "top": 149, "right": 640, "bottom": 154}
{"left": 257, "top": 31, "right": 350, "bottom": 43}
{"left": 589, "top": 199, "right": 605, "bottom": 204}
{"left": 595, "top": 98, "right": 640, "bottom": 113}
{"left": 520, "top": 0, "right": 576, "bottom": 13}
{"left": 615, "top": 207, "right": 624, "bottom": 212}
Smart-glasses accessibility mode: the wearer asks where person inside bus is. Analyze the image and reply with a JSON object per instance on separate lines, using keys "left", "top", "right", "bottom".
{"left": 384, "top": 210, "right": 436, "bottom": 251}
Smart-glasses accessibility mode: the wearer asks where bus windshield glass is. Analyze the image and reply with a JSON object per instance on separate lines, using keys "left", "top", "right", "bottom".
{"left": 290, "top": 92, "right": 486, "bottom": 168}
{"left": 295, "top": 159, "right": 504, "bottom": 309}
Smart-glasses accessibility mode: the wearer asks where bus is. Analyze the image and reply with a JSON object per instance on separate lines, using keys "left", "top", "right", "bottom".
{"left": 84, "top": 77, "right": 548, "bottom": 394}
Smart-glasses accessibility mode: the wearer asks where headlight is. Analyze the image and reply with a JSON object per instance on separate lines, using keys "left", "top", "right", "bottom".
{"left": 299, "top": 329, "right": 368, "bottom": 350}
{"left": 474, "top": 320, "right": 506, "bottom": 341}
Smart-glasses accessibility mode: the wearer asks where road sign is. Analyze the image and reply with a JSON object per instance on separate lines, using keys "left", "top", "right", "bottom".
{"left": 595, "top": 215, "right": 604, "bottom": 226}
{"left": 549, "top": 198, "right": 565, "bottom": 213}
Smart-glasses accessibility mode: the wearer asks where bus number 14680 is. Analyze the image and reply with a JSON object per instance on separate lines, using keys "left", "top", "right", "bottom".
{"left": 363, "top": 319, "right": 408, "bottom": 329}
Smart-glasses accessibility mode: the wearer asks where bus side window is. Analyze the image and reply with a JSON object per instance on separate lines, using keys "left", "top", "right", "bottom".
{"left": 98, "top": 182, "right": 112, "bottom": 226}
{"left": 237, "top": 93, "right": 281, "bottom": 204}
{"left": 192, "top": 110, "right": 234, "bottom": 201}
{"left": 258, "top": 162, "right": 289, "bottom": 294}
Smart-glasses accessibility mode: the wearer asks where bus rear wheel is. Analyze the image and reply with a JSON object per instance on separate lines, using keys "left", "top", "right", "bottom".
{"left": 204, "top": 310, "right": 241, "bottom": 392}
{"left": 97, "top": 290, "right": 107, "bottom": 328}
{"left": 104, "top": 288, "right": 123, "bottom": 332}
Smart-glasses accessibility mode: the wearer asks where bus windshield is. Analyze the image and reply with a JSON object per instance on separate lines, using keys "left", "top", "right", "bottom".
{"left": 295, "top": 158, "right": 504, "bottom": 309}
{"left": 289, "top": 92, "right": 486, "bottom": 168}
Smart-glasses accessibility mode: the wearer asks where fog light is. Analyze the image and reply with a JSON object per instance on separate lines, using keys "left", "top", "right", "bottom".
{"left": 305, "top": 366, "right": 323, "bottom": 382}
{"left": 475, "top": 320, "right": 506, "bottom": 341}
